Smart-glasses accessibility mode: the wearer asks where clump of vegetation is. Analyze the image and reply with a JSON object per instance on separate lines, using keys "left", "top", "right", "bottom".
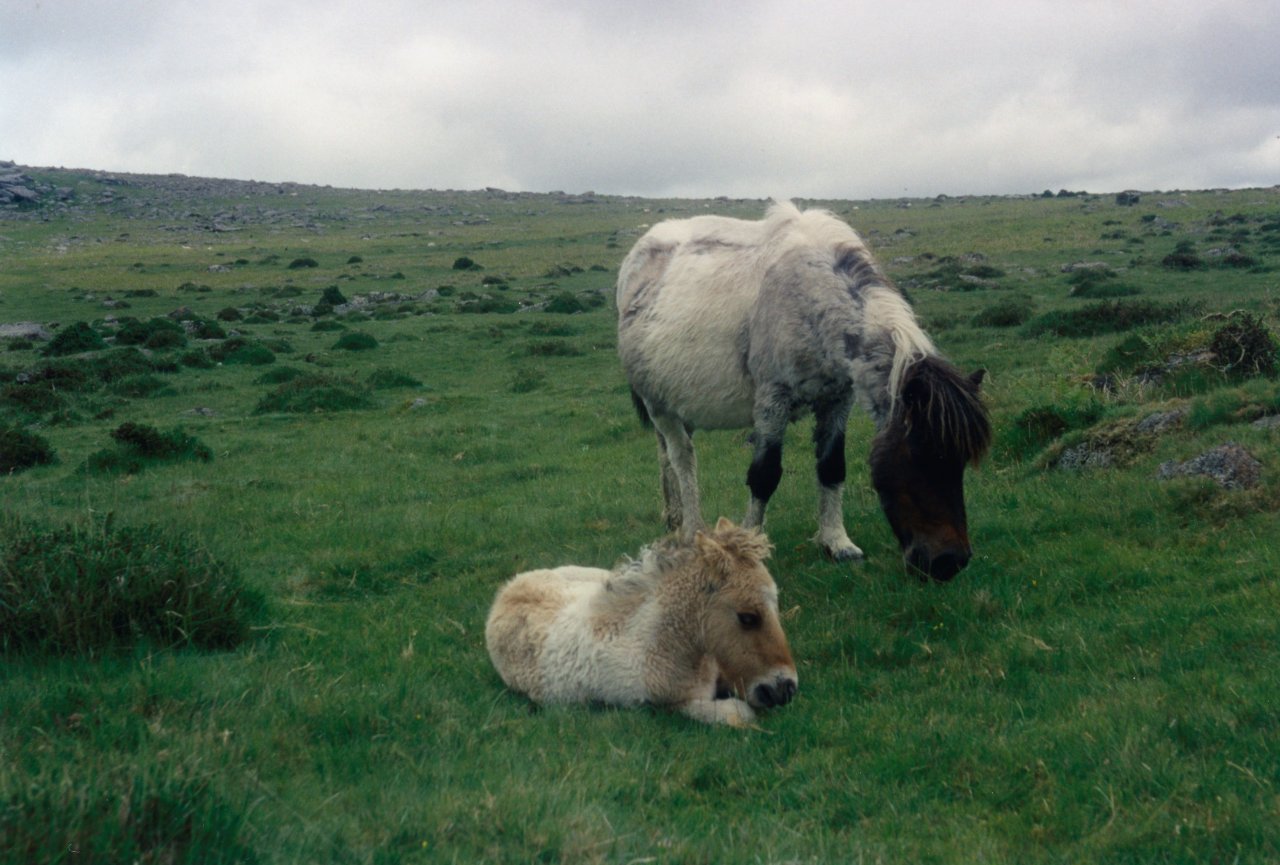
{"left": 83, "top": 422, "right": 212, "bottom": 475}
{"left": 209, "top": 337, "right": 275, "bottom": 366}
{"left": 254, "top": 366, "right": 307, "bottom": 385}
{"left": 544, "top": 292, "right": 586, "bottom": 314}
{"left": 114, "top": 317, "right": 187, "bottom": 350}
{"left": 320, "top": 285, "right": 348, "bottom": 307}
{"left": 287, "top": 257, "right": 319, "bottom": 269}
{"left": 310, "top": 319, "right": 346, "bottom": 332}
{"left": 1065, "top": 267, "right": 1140, "bottom": 299}
{"left": 0, "top": 761, "right": 258, "bottom": 864}
{"left": 527, "top": 340, "right": 583, "bottom": 357}
{"left": 367, "top": 368, "right": 422, "bottom": 389}
{"left": 971, "top": 296, "right": 1034, "bottom": 328}
{"left": 346, "top": 255, "right": 364, "bottom": 264}
{"left": 1161, "top": 240, "right": 1205, "bottom": 271}
{"left": 0, "top": 515, "right": 261, "bottom": 654}
{"left": 457, "top": 296, "right": 519, "bottom": 314}
{"left": 1001, "top": 401, "right": 1106, "bottom": 462}
{"left": 216, "top": 306, "right": 244, "bottom": 321}
{"left": 1208, "top": 312, "right": 1278, "bottom": 378}
{"left": 0, "top": 425, "right": 56, "bottom": 473}
{"left": 254, "top": 374, "right": 373, "bottom": 413}
{"left": 107, "top": 374, "right": 173, "bottom": 399}
{"left": 333, "top": 331, "right": 378, "bottom": 351}
{"left": 1023, "top": 299, "right": 1203, "bottom": 338}
{"left": 42, "top": 322, "right": 105, "bottom": 356}
{"left": 452, "top": 256, "right": 481, "bottom": 271}
{"left": 189, "top": 318, "right": 228, "bottom": 340}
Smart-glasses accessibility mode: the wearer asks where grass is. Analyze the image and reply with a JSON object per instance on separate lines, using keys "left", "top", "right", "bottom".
{"left": 1, "top": 172, "right": 1278, "bottom": 862}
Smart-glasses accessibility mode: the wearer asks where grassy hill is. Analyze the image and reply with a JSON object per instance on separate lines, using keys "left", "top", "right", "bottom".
{"left": 2, "top": 167, "right": 1278, "bottom": 863}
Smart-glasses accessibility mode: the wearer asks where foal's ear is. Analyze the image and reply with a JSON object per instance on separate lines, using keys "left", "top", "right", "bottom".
{"left": 969, "top": 368, "right": 987, "bottom": 390}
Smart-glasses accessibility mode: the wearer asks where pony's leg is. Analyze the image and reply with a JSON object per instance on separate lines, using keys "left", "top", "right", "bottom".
{"left": 654, "top": 429, "right": 684, "bottom": 532}
{"left": 650, "top": 412, "right": 701, "bottom": 539}
{"left": 814, "top": 396, "right": 864, "bottom": 561}
{"left": 744, "top": 387, "right": 789, "bottom": 530}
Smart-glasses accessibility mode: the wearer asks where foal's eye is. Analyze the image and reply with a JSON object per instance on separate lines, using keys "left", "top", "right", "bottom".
{"left": 737, "top": 612, "right": 761, "bottom": 630}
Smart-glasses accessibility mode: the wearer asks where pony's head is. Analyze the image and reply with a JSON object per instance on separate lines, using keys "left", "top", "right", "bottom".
{"left": 693, "top": 518, "right": 798, "bottom": 709}
{"left": 870, "top": 357, "right": 991, "bottom": 581}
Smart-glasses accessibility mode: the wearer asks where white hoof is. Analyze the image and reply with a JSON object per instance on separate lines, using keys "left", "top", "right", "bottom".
{"left": 818, "top": 533, "right": 864, "bottom": 562}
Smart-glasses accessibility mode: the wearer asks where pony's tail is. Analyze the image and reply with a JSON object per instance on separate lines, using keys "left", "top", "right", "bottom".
{"left": 630, "top": 389, "right": 654, "bottom": 428}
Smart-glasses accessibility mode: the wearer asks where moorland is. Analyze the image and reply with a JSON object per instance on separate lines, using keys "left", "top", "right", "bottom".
{"left": 2, "top": 164, "right": 1279, "bottom": 863}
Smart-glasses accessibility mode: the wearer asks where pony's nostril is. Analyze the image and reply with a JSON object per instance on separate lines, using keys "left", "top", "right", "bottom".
{"left": 776, "top": 678, "right": 797, "bottom": 705}
{"left": 929, "top": 551, "right": 969, "bottom": 582}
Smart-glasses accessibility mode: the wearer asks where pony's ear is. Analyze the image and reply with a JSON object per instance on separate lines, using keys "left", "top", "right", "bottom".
{"left": 713, "top": 516, "right": 734, "bottom": 532}
{"left": 969, "top": 368, "right": 987, "bottom": 390}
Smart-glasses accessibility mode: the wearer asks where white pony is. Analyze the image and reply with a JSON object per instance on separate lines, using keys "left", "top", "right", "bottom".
{"left": 485, "top": 518, "right": 797, "bottom": 726}
{"left": 617, "top": 201, "right": 991, "bottom": 580}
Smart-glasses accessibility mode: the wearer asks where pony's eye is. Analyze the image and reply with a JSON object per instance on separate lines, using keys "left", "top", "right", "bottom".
{"left": 737, "top": 612, "right": 761, "bottom": 630}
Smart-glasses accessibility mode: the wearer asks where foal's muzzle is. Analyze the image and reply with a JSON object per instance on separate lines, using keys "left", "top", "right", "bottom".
{"left": 752, "top": 675, "right": 798, "bottom": 709}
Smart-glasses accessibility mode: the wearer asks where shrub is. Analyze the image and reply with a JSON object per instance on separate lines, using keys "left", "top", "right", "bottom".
{"left": 287, "top": 257, "right": 319, "bottom": 269}
{"left": 971, "top": 297, "right": 1033, "bottom": 328}
{"left": 0, "top": 425, "right": 56, "bottom": 473}
{"left": 0, "top": 515, "right": 262, "bottom": 653}
{"left": 210, "top": 338, "right": 275, "bottom": 366}
{"left": 114, "top": 317, "right": 186, "bottom": 349}
{"left": 254, "top": 366, "right": 307, "bottom": 385}
{"left": 1161, "top": 241, "right": 1204, "bottom": 271}
{"left": 320, "top": 285, "right": 348, "bottom": 306}
{"left": 347, "top": 255, "right": 363, "bottom": 264}
{"left": 1002, "top": 402, "right": 1106, "bottom": 461}
{"left": 83, "top": 422, "right": 212, "bottom": 474}
{"left": 190, "top": 319, "right": 228, "bottom": 340}
{"left": 42, "top": 322, "right": 105, "bottom": 356}
{"left": 332, "top": 332, "right": 378, "bottom": 351}
{"left": 254, "top": 374, "right": 373, "bottom": 414}
{"left": 1208, "top": 313, "right": 1278, "bottom": 378}
{"left": 544, "top": 292, "right": 586, "bottom": 314}
{"left": 452, "top": 256, "right": 481, "bottom": 271}
{"left": 367, "top": 368, "right": 423, "bottom": 389}
{"left": 1023, "top": 300, "right": 1202, "bottom": 338}
{"left": 216, "top": 306, "right": 244, "bottom": 321}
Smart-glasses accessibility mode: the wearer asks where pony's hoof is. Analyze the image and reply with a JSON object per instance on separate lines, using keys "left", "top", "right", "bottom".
{"left": 826, "top": 544, "right": 865, "bottom": 563}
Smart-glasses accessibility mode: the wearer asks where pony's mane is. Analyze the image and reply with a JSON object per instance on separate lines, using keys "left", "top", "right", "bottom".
{"left": 898, "top": 356, "right": 992, "bottom": 464}
{"left": 767, "top": 200, "right": 937, "bottom": 407}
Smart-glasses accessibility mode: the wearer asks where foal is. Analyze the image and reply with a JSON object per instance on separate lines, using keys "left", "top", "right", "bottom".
{"left": 485, "top": 519, "right": 797, "bottom": 726}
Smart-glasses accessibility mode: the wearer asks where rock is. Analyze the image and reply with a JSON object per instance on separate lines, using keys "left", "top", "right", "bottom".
{"left": 1136, "top": 408, "right": 1187, "bottom": 434}
{"left": 1157, "top": 442, "right": 1262, "bottom": 489}
{"left": 0, "top": 322, "right": 53, "bottom": 341}
{"left": 1253, "top": 415, "right": 1280, "bottom": 430}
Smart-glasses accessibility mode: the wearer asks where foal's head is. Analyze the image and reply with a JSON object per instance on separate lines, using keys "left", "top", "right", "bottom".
{"left": 870, "top": 357, "right": 991, "bottom": 581}
{"left": 693, "top": 519, "right": 797, "bottom": 709}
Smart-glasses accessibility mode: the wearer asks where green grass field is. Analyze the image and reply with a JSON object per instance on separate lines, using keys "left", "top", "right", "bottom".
{"left": 2, "top": 170, "right": 1278, "bottom": 863}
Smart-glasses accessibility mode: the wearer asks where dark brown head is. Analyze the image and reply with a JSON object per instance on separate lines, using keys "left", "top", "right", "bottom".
{"left": 870, "top": 358, "right": 990, "bottom": 581}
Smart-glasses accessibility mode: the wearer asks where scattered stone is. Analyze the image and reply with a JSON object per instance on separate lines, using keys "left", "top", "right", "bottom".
{"left": 1157, "top": 442, "right": 1262, "bottom": 489}
{"left": 1135, "top": 408, "right": 1187, "bottom": 434}
{"left": 0, "top": 322, "right": 52, "bottom": 341}
{"left": 1253, "top": 415, "right": 1280, "bottom": 430}
{"left": 183, "top": 407, "right": 218, "bottom": 417}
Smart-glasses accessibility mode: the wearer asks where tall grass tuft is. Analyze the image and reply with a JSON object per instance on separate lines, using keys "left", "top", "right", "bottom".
{"left": 0, "top": 760, "right": 258, "bottom": 864}
{"left": 0, "top": 515, "right": 264, "bottom": 654}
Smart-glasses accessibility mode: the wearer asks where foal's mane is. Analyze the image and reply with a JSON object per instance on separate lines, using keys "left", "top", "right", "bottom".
{"left": 896, "top": 356, "right": 992, "bottom": 465}
{"left": 605, "top": 523, "right": 772, "bottom": 599}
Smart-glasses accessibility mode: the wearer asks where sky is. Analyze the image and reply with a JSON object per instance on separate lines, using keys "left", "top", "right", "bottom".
{"left": 3, "top": 0, "right": 1279, "bottom": 199}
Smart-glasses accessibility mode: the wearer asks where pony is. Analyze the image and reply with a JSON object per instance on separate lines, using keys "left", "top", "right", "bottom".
{"left": 617, "top": 201, "right": 991, "bottom": 581}
{"left": 484, "top": 518, "right": 797, "bottom": 726}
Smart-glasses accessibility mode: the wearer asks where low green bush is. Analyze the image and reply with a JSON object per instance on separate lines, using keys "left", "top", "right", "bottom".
{"left": 0, "top": 515, "right": 261, "bottom": 653}
{"left": 42, "top": 322, "right": 105, "bottom": 356}
{"left": 83, "top": 422, "right": 212, "bottom": 474}
{"left": 0, "top": 425, "right": 56, "bottom": 473}
{"left": 333, "top": 332, "right": 378, "bottom": 351}
{"left": 254, "top": 374, "right": 373, "bottom": 413}
{"left": 1023, "top": 299, "right": 1203, "bottom": 338}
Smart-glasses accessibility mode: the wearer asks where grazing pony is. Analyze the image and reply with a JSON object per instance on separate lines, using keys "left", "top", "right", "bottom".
{"left": 617, "top": 201, "right": 991, "bottom": 581}
{"left": 485, "top": 518, "right": 797, "bottom": 726}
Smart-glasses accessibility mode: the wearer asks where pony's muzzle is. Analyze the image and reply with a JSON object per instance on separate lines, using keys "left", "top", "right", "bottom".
{"left": 751, "top": 674, "right": 798, "bottom": 709}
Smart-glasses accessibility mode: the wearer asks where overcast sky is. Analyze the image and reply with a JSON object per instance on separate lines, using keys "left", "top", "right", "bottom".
{"left": 4, "top": 0, "right": 1279, "bottom": 199}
